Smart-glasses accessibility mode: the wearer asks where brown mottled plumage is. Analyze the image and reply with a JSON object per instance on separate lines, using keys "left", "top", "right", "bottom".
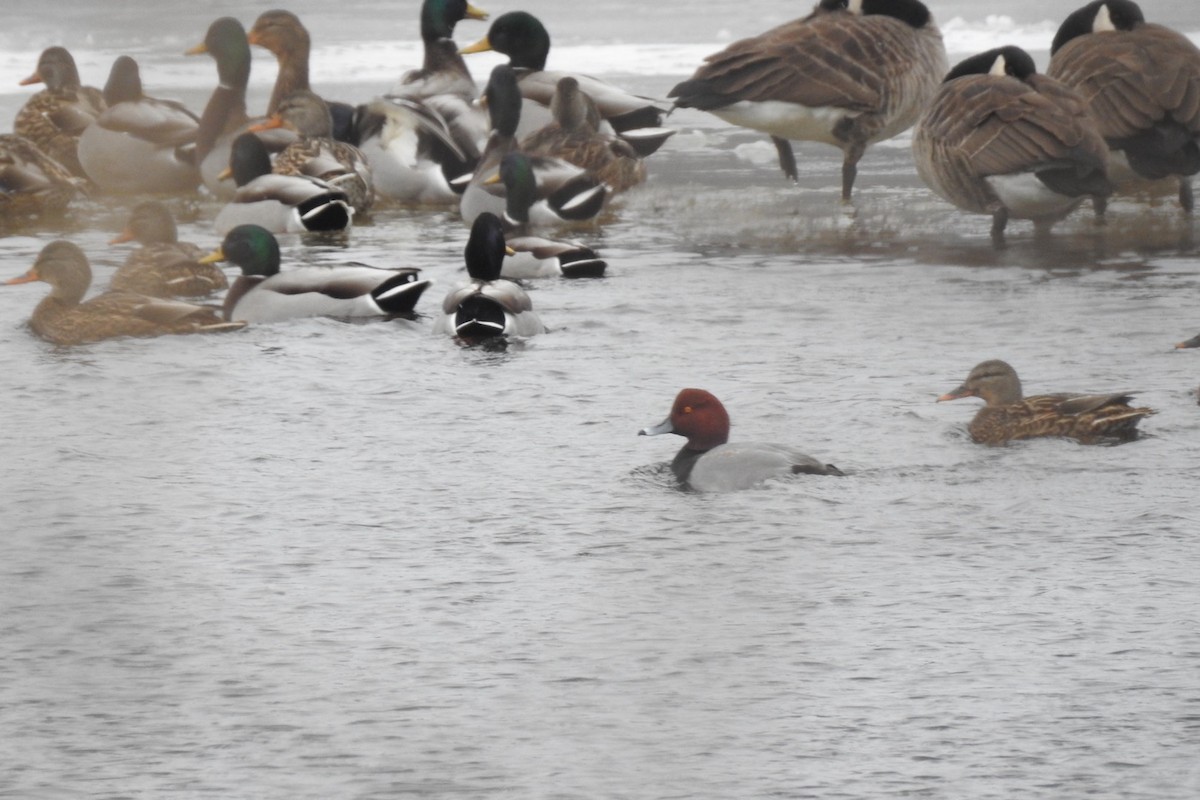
{"left": 109, "top": 202, "right": 228, "bottom": 298}
{"left": 0, "top": 133, "right": 82, "bottom": 219}
{"left": 14, "top": 47, "right": 106, "bottom": 178}
{"left": 521, "top": 77, "right": 645, "bottom": 192}
{"left": 1047, "top": 0, "right": 1200, "bottom": 210}
{"left": 937, "top": 359, "right": 1154, "bottom": 445}
{"left": 3, "top": 241, "right": 244, "bottom": 346}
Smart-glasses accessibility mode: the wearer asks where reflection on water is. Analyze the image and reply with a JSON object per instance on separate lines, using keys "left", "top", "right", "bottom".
{"left": 4, "top": 1, "right": 1200, "bottom": 798}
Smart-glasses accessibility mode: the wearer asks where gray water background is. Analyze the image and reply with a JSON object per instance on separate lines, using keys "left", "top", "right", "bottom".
{"left": 2, "top": 1, "right": 1200, "bottom": 798}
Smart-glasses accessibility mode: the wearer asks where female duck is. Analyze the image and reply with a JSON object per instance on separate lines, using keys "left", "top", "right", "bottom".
{"left": 640, "top": 388, "right": 843, "bottom": 492}
{"left": 3, "top": 241, "right": 244, "bottom": 346}
{"left": 14, "top": 46, "right": 105, "bottom": 178}
{"left": 937, "top": 359, "right": 1154, "bottom": 445}
{"left": 669, "top": 0, "right": 947, "bottom": 201}
{"left": 492, "top": 153, "right": 607, "bottom": 279}
{"left": 461, "top": 11, "right": 672, "bottom": 155}
{"left": 912, "top": 46, "right": 1110, "bottom": 244}
{"left": 109, "top": 201, "right": 227, "bottom": 298}
{"left": 434, "top": 212, "right": 546, "bottom": 341}
{"left": 77, "top": 55, "right": 201, "bottom": 195}
{"left": 200, "top": 224, "right": 431, "bottom": 323}
{"left": 1048, "top": 0, "right": 1200, "bottom": 212}
{"left": 0, "top": 133, "right": 82, "bottom": 220}
{"left": 214, "top": 132, "right": 353, "bottom": 236}
{"left": 250, "top": 89, "right": 374, "bottom": 214}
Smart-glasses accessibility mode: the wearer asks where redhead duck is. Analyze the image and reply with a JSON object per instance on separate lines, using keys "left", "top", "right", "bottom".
{"left": 3, "top": 241, "right": 244, "bottom": 346}
{"left": 1048, "top": 0, "right": 1200, "bottom": 212}
{"left": 461, "top": 11, "right": 673, "bottom": 156}
{"left": 913, "top": 46, "right": 1110, "bottom": 244}
{"left": 669, "top": 0, "right": 947, "bottom": 201}
{"left": 434, "top": 212, "right": 545, "bottom": 341}
{"left": 200, "top": 224, "right": 430, "bottom": 323}
{"left": 109, "top": 201, "right": 227, "bottom": 298}
{"left": 640, "top": 388, "right": 843, "bottom": 492}
{"left": 937, "top": 359, "right": 1154, "bottom": 445}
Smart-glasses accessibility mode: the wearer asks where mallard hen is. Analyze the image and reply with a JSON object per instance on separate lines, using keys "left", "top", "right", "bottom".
{"left": 109, "top": 201, "right": 227, "bottom": 298}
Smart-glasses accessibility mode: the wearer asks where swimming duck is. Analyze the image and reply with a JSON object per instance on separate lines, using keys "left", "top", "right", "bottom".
{"left": 492, "top": 153, "right": 607, "bottom": 279}
{"left": 109, "top": 201, "right": 228, "bottom": 298}
{"left": 669, "top": 0, "right": 948, "bottom": 201}
{"left": 76, "top": 55, "right": 201, "bottom": 195}
{"left": 250, "top": 89, "right": 374, "bottom": 214}
{"left": 0, "top": 133, "right": 82, "bottom": 220}
{"left": 2, "top": 240, "right": 244, "bottom": 346}
{"left": 187, "top": 17, "right": 292, "bottom": 200}
{"left": 521, "top": 77, "right": 646, "bottom": 193}
{"left": 199, "top": 224, "right": 431, "bottom": 323}
{"left": 461, "top": 11, "right": 673, "bottom": 156}
{"left": 213, "top": 132, "right": 353, "bottom": 236}
{"left": 1048, "top": 0, "right": 1200, "bottom": 212}
{"left": 246, "top": 9, "right": 357, "bottom": 142}
{"left": 937, "top": 359, "right": 1154, "bottom": 445}
{"left": 14, "top": 46, "right": 105, "bottom": 178}
{"left": 434, "top": 212, "right": 546, "bottom": 341}
{"left": 460, "top": 65, "right": 607, "bottom": 227}
{"left": 913, "top": 46, "right": 1111, "bottom": 244}
{"left": 639, "top": 388, "right": 844, "bottom": 492}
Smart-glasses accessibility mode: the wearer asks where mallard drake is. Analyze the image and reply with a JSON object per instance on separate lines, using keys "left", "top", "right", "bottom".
{"left": 434, "top": 212, "right": 545, "bottom": 341}
{"left": 1047, "top": 0, "right": 1200, "bottom": 212}
{"left": 200, "top": 224, "right": 431, "bottom": 323}
{"left": 460, "top": 65, "right": 607, "bottom": 227}
{"left": 520, "top": 77, "right": 646, "bottom": 193}
{"left": 390, "top": 0, "right": 490, "bottom": 101}
{"left": 214, "top": 132, "right": 353, "bottom": 235}
{"left": 913, "top": 46, "right": 1111, "bottom": 244}
{"left": 187, "top": 17, "right": 292, "bottom": 200}
{"left": 76, "top": 56, "right": 201, "bottom": 195}
{"left": 0, "top": 133, "right": 82, "bottom": 220}
{"left": 14, "top": 46, "right": 105, "bottom": 178}
{"left": 492, "top": 153, "right": 607, "bottom": 279}
{"left": 249, "top": 89, "right": 374, "bottom": 215}
{"left": 669, "top": 0, "right": 948, "bottom": 201}
{"left": 247, "top": 9, "right": 357, "bottom": 142}
{"left": 640, "top": 388, "right": 843, "bottom": 492}
{"left": 2, "top": 240, "right": 244, "bottom": 346}
{"left": 461, "top": 11, "right": 673, "bottom": 156}
{"left": 109, "top": 201, "right": 227, "bottom": 298}
{"left": 937, "top": 359, "right": 1154, "bottom": 445}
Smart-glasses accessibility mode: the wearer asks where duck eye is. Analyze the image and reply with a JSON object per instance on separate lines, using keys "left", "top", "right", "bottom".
{"left": 683, "top": 406, "right": 693, "bottom": 414}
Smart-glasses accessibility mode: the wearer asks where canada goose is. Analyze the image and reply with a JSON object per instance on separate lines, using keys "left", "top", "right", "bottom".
{"left": 668, "top": 0, "right": 948, "bottom": 201}
{"left": 1048, "top": 0, "right": 1200, "bottom": 211}
{"left": 912, "top": 46, "right": 1111, "bottom": 243}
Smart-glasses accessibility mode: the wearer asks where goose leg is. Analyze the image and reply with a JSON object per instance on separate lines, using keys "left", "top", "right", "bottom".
{"left": 772, "top": 136, "right": 798, "bottom": 183}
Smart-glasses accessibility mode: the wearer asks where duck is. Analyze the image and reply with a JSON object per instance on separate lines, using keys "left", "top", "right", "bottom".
{"left": 434, "top": 212, "right": 546, "bottom": 341}
{"left": 1047, "top": 0, "right": 1200, "bottom": 212}
{"left": 199, "top": 224, "right": 431, "bottom": 323}
{"left": 2, "top": 240, "right": 245, "bottom": 346}
{"left": 639, "top": 388, "right": 844, "bottom": 492}
{"left": 109, "top": 201, "right": 228, "bottom": 298}
{"left": 668, "top": 0, "right": 948, "bottom": 202}
{"left": 460, "top": 64, "right": 607, "bottom": 227}
{"left": 936, "top": 359, "right": 1154, "bottom": 445}
{"left": 76, "top": 55, "right": 201, "bottom": 195}
{"left": 520, "top": 76, "right": 646, "bottom": 193}
{"left": 249, "top": 89, "right": 374, "bottom": 214}
{"left": 187, "top": 17, "right": 292, "bottom": 200}
{"left": 0, "top": 133, "right": 83, "bottom": 220}
{"left": 460, "top": 11, "right": 673, "bottom": 156}
{"left": 213, "top": 132, "right": 353, "bottom": 236}
{"left": 912, "top": 46, "right": 1111, "bottom": 244}
{"left": 492, "top": 153, "right": 607, "bottom": 279}
{"left": 246, "top": 9, "right": 357, "bottom": 142}
{"left": 348, "top": 0, "right": 489, "bottom": 204}
{"left": 13, "top": 46, "right": 106, "bottom": 178}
